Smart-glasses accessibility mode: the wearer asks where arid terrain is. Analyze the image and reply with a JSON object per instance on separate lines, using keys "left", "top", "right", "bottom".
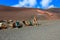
{"left": 0, "top": 5, "right": 60, "bottom": 40}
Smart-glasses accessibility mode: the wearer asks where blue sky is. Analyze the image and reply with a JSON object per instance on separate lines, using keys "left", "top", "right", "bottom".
{"left": 0, "top": 0, "right": 18, "bottom": 6}
{"left": 0, "top": 0, "right": 60, "bottom": 9}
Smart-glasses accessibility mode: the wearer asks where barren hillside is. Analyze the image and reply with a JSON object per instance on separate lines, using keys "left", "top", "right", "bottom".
{"left": 0, "top": 5, "right": 60, "bottom": 20}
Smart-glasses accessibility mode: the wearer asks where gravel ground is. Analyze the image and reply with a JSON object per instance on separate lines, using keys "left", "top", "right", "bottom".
{"left": 0, "top": 20, "right": 60, "bottom": 40}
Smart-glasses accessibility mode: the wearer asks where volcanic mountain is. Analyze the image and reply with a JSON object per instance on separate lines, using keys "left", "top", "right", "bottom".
{"left": 0, "top": 5, "right": 60, "bottom": 20}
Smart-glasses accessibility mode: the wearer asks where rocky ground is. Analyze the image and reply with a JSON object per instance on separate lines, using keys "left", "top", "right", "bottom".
{"left": 0, "top": 20, "right": 60, "bottom": 40}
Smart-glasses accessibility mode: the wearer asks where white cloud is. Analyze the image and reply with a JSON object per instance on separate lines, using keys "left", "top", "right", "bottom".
{"left": 12, "top": 4, "right": 20, "bottom": 7}
{"left": 11, "top": 0, "right": 37, "bottom": 8}
{"left": 48, "top": 5, "right": 55, "bottom": 8}
{"left": 11, "top": 0, "right": 54, "bottom": 9}
{"left": 40, "top": 0, "right": 52, "bottom": 8}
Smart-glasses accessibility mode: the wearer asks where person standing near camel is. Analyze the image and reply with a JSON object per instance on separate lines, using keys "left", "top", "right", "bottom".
{"left": 33, "top": 16, "right": 38, "bottom": 25}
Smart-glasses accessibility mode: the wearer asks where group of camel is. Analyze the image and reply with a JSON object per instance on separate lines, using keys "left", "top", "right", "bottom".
{"left": 0, "top": 16, "right": 38, "bottom": 30}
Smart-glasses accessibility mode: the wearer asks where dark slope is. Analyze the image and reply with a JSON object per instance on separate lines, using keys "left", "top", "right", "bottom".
{"left": 46, "top": 8, "right": 60, "bottom": 13}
